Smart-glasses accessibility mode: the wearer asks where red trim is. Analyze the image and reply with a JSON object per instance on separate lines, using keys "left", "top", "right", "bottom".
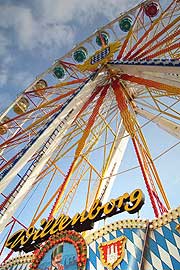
{"left": 132, "top": 137, "right": 159, "bottom": 217}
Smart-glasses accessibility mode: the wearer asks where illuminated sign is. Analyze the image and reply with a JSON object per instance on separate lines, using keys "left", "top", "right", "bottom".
{"left": 6, "top": 189, "right": 144, "bottom": 252}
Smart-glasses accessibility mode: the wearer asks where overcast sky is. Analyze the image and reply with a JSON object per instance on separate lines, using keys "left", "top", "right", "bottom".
{"left": 0, "top": 0, "right": 142, "bottom": 111}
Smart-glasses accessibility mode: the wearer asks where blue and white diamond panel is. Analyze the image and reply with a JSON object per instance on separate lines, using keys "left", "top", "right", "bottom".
{"left": 142, "top": 217, "right": 180, "bottom": 270}
{"left": 86, "top": 211, "right": 180, "bottom": 270}
{"left": 86, "top": 227, "right": 147, "bottom": 270}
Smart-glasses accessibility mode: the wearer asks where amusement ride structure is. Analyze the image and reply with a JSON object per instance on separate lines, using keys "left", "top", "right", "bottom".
{"left": 0, "top": 0, "right": 179, "bottom": 269}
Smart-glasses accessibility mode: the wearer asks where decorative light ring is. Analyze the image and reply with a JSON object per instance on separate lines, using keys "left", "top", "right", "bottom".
{"left": 0, "top": 254, "right": 33, "bottom": 269}
{"left": 30, "top": 230, "right": 87, "bottom": 270}
{"left": 85, "top": 219, "right": 149, "bottom": 244}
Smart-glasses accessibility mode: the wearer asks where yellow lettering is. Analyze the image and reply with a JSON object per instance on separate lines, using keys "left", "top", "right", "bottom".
{"left": 71, "top": 213, "right": 81, "bottom": 226}
{"left": 6, "top": 188, "right": 145, "bottom": 252}
{"left": 32, "top": 219, "right": 47, "bottom": 240}
{"left": 32, "top": 228, "right": 43, "bottom": 241}
{"left": 88, "top": 199, "right": 102, "bottom": 220}
{"left": 40, "top": 218, "right": 55, "bottom": 238}
{"left": 80, "top": 210, "right": 89, "bottom": 223}
{"left": 5, "top": 230, "right": 26, "bottom": 250}
{"left": 124, "top": 189, "right": 144, "bottom": 214}
{"left": 40, "top": 218, "right": 47, "bottom": 228}
{"left": 58, "top": 215, "right": 72, "bottom": 231}
{"left": 21, "top": 226, "right": 36, "bottom": 245}
{"left": 50, "top": 215, "right": 65, "bottom": 235}
{"left": 116, "top": 193, "right": 129, "bottom": 209}
{"left": 103, "top": 199, "right": 116, "bottom": 215}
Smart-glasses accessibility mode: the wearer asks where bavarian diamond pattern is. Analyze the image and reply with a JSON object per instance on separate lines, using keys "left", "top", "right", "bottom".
{"left": 87, "top": 217, "right": 180, "bottom": 270}
{"left": 87, "top": 227, "right": 147, "bottom": 270}
{"left": 142, "top": 217, "right": 180, "bottom": 270}
{"left": 91, "top": 47, "right": 110, "bottom": 64}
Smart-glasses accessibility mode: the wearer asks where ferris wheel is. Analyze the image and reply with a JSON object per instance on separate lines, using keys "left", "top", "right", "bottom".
{"left": 0, "top": 0, "right": 180, "bottom": 266}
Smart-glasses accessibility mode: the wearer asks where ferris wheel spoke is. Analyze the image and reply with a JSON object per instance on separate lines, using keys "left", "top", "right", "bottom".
{"left": 139, "top": 73, "right": 180, "bottom": 89}
{"left": 0, "top": 88, "right": 78, "bottom": 162}
{"left": 0, "top": 77, "right": 102, "bottom": 227}
{"left": 0, "top": 83, "right": 112, "bottom": 228}
{"left": 145, "top": 42, "right": 180, "bottom": 59}
{"left": 0, "top": 78, "right": 87, "bottom": 160}
{"left": 93, "top": 124, "right": 129, "bottom": 207}
{"left": 0, "top": 105, "right": 64, "bottom": 173}
{"left": 0, "top": 104, "right": 62, "bottom": 147}
{"left": 45, "top": 91, "right": 118, "bottom": 218}
{"left": 136, "top": 30, "right": 180, "bottom": 60}
{"left": 0, "top": 76, "right": 95, "bottom": 186}
{"left": 59, "top": 162, "right": 96, "bottom": 216}
{"left": 26, "top": 77, "right": 88, "bottom": 95}
{"left": 38, "top": 159, "right": 66, "bottom": 183}
{"left": 117, "top": 5, "right": 144, "bottom": 59}
{"left": 128, "top": 17, "right": 180, "bottom": 60}
{"left": 123, "top": 0, "right": 179, "bottom": 60}
{"left": 154, "top": 97, "right": 180, "bottom": 116}
{"left": 108, "top": 60, "right": 180, "bottom": 87}
{"left": 49, "top": 85, "right": 109, "bottom": 218}
{"left": 56, "top": 112, "right": 123, "bottom": 216}
{"left": 120, "top": 73, "right": 180, "bottom": 96}
{"left": 34, "top": 105, "right": 118, "bottom": 192}
{"left": 30, "top": 168, "right": 58, "bottom": 226}
{"left": 134, "top": 106, "right": 180, "bottom": 139}
{"left": 111, "top": 77, "right": 171, "bottom": 216}
{"left": 137, "top": 91, "right": 180, "bottom": 120}
{"left": 134, "top": 98, "right": 180, "bottom": 124}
